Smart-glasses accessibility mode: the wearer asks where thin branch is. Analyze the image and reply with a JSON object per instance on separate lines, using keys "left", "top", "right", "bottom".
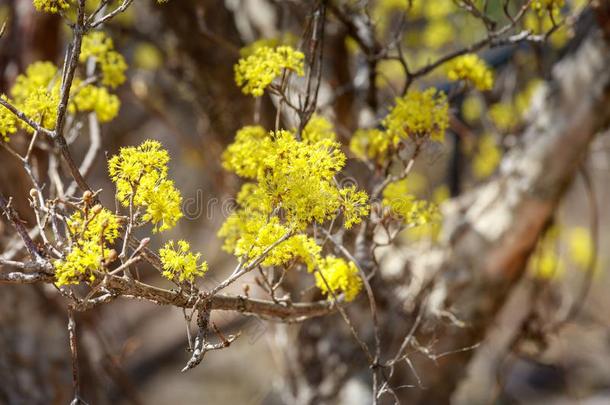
{"left": 0, "top": 193, "right": 45, "bottom": 263}
{"left": 0, "top": 97, "right": 54, "bottom": 136}
{"left": 52, "top": 0, "right": 91, "bottom": 192}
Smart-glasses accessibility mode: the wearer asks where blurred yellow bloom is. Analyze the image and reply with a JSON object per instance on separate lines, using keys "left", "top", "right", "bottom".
{"left": 473, "top": 134, "right": 501, "bottom": 179}
{"left": 446, "top": 54, "right": 494, "bottom": 91}
{"left": 315, "top": 256, "right": 362, "bottom": 302}
{"left": 383, "top": 88, "right": 449, "bottom": 143}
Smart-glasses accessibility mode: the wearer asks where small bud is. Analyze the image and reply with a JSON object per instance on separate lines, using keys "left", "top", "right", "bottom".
{"left": 29, "top": 188, "right": 38, "bottom": 199}
{"left": 106, "top": 249, "right": 118, "bottom": 263}
{"left": 91, "top": 204, "right": 103, "bottom": 215}
{"left": 83, "top": 190, "right": 93, "bottom": 204}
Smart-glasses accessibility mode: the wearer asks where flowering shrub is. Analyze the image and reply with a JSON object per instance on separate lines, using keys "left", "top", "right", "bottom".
{"left": 0, "top": 1, "right": 598, "bottom": 402}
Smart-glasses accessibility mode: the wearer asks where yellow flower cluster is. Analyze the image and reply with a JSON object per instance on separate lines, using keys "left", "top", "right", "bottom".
{"left": 349, "top": 89, "right": 449, "bottom": 163}
{"left": 531, "top": 225, "right": 598, "bottom": 280}
{"left": 446, "top": 54, "right": 494, "bottom": 91}
{"left": 374, "top": 0, "right": 458, "bottom": 49}
{"left": 489, "top": 80, "right": 542, "bottom": 132}
{"left": 108, "top": 140, "right": 183, "bottom": 232}
{"left": 382, "top": 179, "right": 441, "bottom": 227}
{"left": 55, "top": 206, "right": 122, "bottom": 286}
{"left": 0, "top": 56, "right": 122, "bottom": 140}
{"left": 531, "top": 226, "right": 564, "bottom": 279}
{"left": 423, "top": 20, "right": 455, "bottom": 49}
{"left": 8, "top": 61, "right": 60, "bottom": 132}
{"left": 222, "top": 126, "right": 367, "bottom": 230}
{"left": 349, "top": 128, "right": 394, "bottom": 164}
{"left": 340, "top": 186, "right": 370, "bottom": 229}
{"left": 70, "top": 82, "right": 120, "bottom": 122}
{"left": 33, "top": 0, "right": 69, "bottom": 13}
{"left": 80, "top": 31, "right": 127, "bottom": 88}
{"left": 568, "top": 227, "right": 593, "bottom": 268}
{"left": 532, "top": 0, "right": 565, "bottom": 16}
{"left": 383, "top": 88, "right": 449, "bottom": 143}
{"left": 315, "top": 256, "right": 362, "bottom": 302}
{"left": 159, "top": 240, "right": 208, "bottom": 283}
{"left": 227, "top": 216, "right": 321, "bottom": 271}
{"left": 302, "top": 115, "right": 337, "bottom": 143}
{"left": 524, "top": 9, "right": 570, "bottom": 48}
{"left": 0, "top": 96, "right": 17, "bottom": 141}
{"left": 134, "top": 43, "right": 163, "bottom": 71}
{"left": 234, "top": 45, "right": 304, "bottom": 96}
{"left": 472, "top": 134, "right": 501, "bottom": 179}
{"left": 219, "top": 119, "right": 367, "bottom": 300}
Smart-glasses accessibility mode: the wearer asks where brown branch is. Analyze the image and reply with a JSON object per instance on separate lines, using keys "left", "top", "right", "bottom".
{"left": 0, "top": 259, "right": 336, "bottom": 321}
{"left": 52, "top": 0, "right": 91, "bottom": 193}
{"left": 67, "top": 308, "right": 83, "bottom": 404}
{"left": 0, "top": 192, "right": 45, "bottom": 262}
{"left": 0, "top": 97, "right": 54, "bottom": 136}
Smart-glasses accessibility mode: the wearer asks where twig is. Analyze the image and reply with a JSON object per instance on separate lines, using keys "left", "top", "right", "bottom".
{"left": 89, "top": 0, "right": 134, "bottom": 29}
{"left": 52, "top": 0, "right": 91, "bottom": 193}
{"left": 0, "top": 192, "right": 45, "bottom": 262}
{"left": 68, "top": 308, "right": 84, "bottom": 404}
{"left": 0, "top": 97, "right": 54, "bottom": 136}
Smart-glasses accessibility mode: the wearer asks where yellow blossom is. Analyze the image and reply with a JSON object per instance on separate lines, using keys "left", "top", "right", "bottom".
{"left": 222, "top": 125, "right": 272, "bottom": 179}
{"left": 349, "top": 128, "right": 395, "bottom": 163}
{"left": 568, "top": 227, "right": 593, "bottom": 268}
{"left": 461, "top": 94, "right": 484, "bottom": 123}
{"left": 55, "top": 207, "right": 122, "bottom": 286}
{"left": 0, "top": 95, "right": 18, "bottom": 141}
{"left": 224, "top": 215, "right": 321, "bottom": 270}
{"left": 524, "top": 11, "right": 570, "bottom": 48}
{"left": 70, "top": 84, "right": 120, "bottom": 122}
{"left": 446, "top": 54, "right": 494, "bottom": 91}
{"left": 33, "top": 0, "right": 69, "bottom": 14}
{"left": 9, "top": 61, "right": 60, "bottom": 131}
{"left": 234, "top": 45, "right": 304, "bottom": 96}
{"left": 302, "top": 115, "right": 337, "bottom": 143}
{"left": 532, "top": 0, "right": 565, "bottom": 16}
{"left": 489, "top": 102, "right": 515, "bottom": 132}
{"left": 222, "top": 128, "right": 355, "bottom": 230}
{"left": 472, "top": 134, "right": 501, "bottom": 179}
{"left": 383, "top": 88, "right": 449, "bottom": 143}
{"left": 108, "top": 140, "right": 183, "bottom": 232}
{"left": 159, "top": 240, "right": 208, "bottom": 283}
{"left": 533, "top": 247, "right": 564, "bottom": 279}
{"left": 80, "top": 31, "right": 127, "bottom": 88}
{"left": 134, "top": 43, "right": 163, "bottom": 70}
{"left": 67, "top": 207, "right": 121, "bottom": 244}
{"left": 55, "top": 241, "right": 107, "bottom": 286}
{"left": 339, "top": 186, "right": 370, "bottom": 229}
{"left": 383, "top": 179, "right": 440, "bottom": 226}
{"left": 315, "top": 256, "right": 362, "bottom": 302}
{"left": 423, "top": 20, "right": 455, "bottom": 49}
{"left": 219, "top": 126, "right": 370, "bottom": 274}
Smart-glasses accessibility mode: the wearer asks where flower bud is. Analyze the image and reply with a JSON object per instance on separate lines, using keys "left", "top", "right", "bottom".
{"left": 106, "top": 249, "right": 118, "bottom": 263}
{"left": 91, "top": 204, "right": 103, "bottom": 215}
{"left": 83, "top": 190, "right": 93, "bottom": 204}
